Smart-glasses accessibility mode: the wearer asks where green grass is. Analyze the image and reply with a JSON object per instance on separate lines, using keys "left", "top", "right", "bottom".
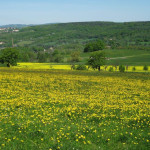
{"left": 104, "top": 49, "right": 149, "bottom": 58}
{"left": 79, "top": 49, "right": 150, "bottom": 65}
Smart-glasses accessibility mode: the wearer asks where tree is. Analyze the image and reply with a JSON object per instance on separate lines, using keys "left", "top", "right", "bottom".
{"left": 84, "top": 40, "right": 105, "bottom": 52}
{"left": 52, "top": 50, "right": 64, "bottom": 63}
{"left": 0, "top": 48, "right": 19, "bottom": 67}
{"left": 88, "top": 51, "right": 106, "bottom": 71}
{"left": 70, "top": 51, "right": 80, "bottom": 62}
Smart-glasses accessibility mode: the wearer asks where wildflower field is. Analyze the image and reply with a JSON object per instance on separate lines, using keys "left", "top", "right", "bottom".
{"left": 14, "top": 63, "right": 150, "bottom": 73}
{"left": 0, "top": 68, "right": 149, "bottom": 150}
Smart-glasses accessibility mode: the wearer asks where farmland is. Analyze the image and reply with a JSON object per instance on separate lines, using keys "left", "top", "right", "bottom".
{"left": 0, "top": 68, "right": 149, "bottom": 150}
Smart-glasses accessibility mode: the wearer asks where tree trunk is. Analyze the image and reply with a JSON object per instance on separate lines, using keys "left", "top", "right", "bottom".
{"left": 7, "top": 63, "right": 10, "bottom": 67}
{"left": 98, "top": 66, "right": 101, "bottom": 71}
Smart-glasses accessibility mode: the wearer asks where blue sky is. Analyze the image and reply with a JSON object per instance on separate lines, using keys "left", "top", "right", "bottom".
{"left": 0, "top": 0, "right": 150, "bottom": 25}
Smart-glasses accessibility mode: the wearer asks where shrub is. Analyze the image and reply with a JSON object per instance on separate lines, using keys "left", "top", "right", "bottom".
{"left": 143, "top": 65, "right": 148, "bottom": 71}
{"left": 132, "top": 66, "right": 136, "bottom": 71}
{"left": 109, "top": 67, "right": 114, "bottom": 72}
{"left": 119, "top": 65, "right": 125, "bottom": 72}
{"left": 76, "top": 64, "right": 87, "bottom": 70}
{"left": 71, "top": 64, "right": 76, "bottom": 70}
{"left": 70, "top": 51, "right": 80, "bottom": 62}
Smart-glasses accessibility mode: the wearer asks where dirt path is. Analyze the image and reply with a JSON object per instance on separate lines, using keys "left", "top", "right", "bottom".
{"left": 109, "top": 53, "right": 150, "bottom": 60}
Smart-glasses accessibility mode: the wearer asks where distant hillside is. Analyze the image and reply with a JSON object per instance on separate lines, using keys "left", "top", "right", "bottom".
{"left": 0, "top": 21, "right": 150, "bottom": 49}
{"left": 0, "top": 23, "right": 58, "bottom": 29}
{"left": 0, "top": 24, "right": 35, "bottom": 29}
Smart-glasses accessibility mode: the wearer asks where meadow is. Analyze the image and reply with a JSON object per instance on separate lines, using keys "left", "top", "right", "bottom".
{"left": 80, "top": 49, "right": 150, "bottom": 66}
{"left": 13, "top": 63, "right": 150, "bottom": 73}
{"left": 0, "top": 68, "right": 149, "bottom": 150}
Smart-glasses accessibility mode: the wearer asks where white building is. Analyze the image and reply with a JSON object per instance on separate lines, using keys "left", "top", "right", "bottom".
{"left": 0, "top": 28, "right": 6, "bottom": 31}
{"left": 13, "top": 29, "right": 19, "bottom": 32}
{"left": 0, "top": 42, "right": 4, "bottom": 45}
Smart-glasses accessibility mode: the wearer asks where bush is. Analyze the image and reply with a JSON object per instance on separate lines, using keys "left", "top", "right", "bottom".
{"left": 109, "top": 67, "right": 114, "bottom": 72}
{"left": 70, "top": 51, "right": 80, "bottom": 62}
{"left": 143, "top": 65, "right": 148, "bottom": 71}
{"left": 71, "top": 64, "right": 76, "bottom": 70}
{"left": 76, "top": 64, "right": 87, "bottom": 70}
{"left": 132, "top": 66, "right": 136, "bottom": 71}
{"left": 119, "top": 65, "right": 125, "bottom": 72}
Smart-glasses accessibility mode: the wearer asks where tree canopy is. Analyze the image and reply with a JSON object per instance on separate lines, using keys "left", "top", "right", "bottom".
{"left": 88, "top": 51, "right": 106, "bottom": 71}
{"left": 84, "top": 40, "right": 105, "bottom": 52}
{"left": 0, "top": 48, "right": 19, "bottom": 67}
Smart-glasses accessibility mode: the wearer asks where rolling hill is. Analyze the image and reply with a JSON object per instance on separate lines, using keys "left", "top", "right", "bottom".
{"left": 0, "top": 21, "right": 150, "bottom": 49}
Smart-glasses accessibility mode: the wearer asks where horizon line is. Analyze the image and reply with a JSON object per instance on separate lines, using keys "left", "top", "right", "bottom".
{"left": 0, "top": 20, "right": 150, "bottom": 26}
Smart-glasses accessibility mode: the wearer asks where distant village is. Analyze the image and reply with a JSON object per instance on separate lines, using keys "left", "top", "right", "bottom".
{"left": 0, "top": 27, "right": 19, "bottom": 33}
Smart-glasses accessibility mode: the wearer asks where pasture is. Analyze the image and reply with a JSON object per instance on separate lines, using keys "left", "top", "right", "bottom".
{"left": 80, "top": 49, "right": 150, "bottom": 66}
{"left": 0, "top": 68, "right": 149, "bottom": 150}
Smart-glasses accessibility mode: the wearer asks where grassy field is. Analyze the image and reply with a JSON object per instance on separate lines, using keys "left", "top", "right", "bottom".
{"left": 15, "top": 63, "right": 71, "bottom": 70}
{"left": 0, "top": 68, "right": 149, "bottom": 150}
{"left": 80, "top": 49, "right": 150, "bottom": 66}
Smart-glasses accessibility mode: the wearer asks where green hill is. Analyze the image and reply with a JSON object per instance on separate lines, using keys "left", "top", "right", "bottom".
{"left": 1, "top": 21, "right": 150, "bottom": 48}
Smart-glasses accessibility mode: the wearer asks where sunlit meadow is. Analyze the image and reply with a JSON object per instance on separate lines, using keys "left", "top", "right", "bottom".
{"left": 14, "top": 63, "right": 150, "bottom": 72}
{"left": 0, "top": 67, "right": 149, "bottom": 150}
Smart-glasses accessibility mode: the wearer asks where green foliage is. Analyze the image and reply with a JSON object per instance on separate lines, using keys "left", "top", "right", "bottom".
{"left": 109, "top": 66, "right": 114, "bottom": 72}
{"left": 76, "top": 64, "right": 87, "bottom": 70}
{"left": 84, "top": 40, "right": 105, "bottom": 52}
{"left": 132, "top": 66, "right": 136, "bottom": 71}
{"left": 108, "top": 40, "right": 120, "bottom": 49}
{"left": 143, "top": 65, "right": 148, "bottom": 71}
{"left": 54, "top": 55, "right": 64, "bottom": 63}
{"left": 70, "top": 51, "right": 80, "bottom": 62}
{"left": 0, "top": 48, "right": 19, "bottom": 67}
{"left": 52, "top": 50, "right": 64, "bottom": 63}
{"left": 88, "top": 51, "right": 106, "bottom": 71}
{"left": 37, "top": 52, "right": 47, "bottom": 63}
{"left": 71, "top": 64, "right": 76, "bottom": 70}
{"left": 27, "top": 51, "right": 37, "bottom": 62}
{"left": 119, "top": 65, "right": 125, "bottom": 72}
{"left": 1, "top": 21, "right": 150, "bottom": 50}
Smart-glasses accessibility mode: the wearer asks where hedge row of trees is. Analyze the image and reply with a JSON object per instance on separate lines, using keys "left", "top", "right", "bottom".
{"left": 0, "top": 39, "right": 149, "bottom": 71}
{"left": 0, "top": 48, "right": 149, "bottom": 73}
{"left": 0, "top": 48, "right": 81, "bottom": 67}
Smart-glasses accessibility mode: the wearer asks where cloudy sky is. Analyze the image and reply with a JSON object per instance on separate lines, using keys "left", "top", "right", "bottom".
{"left": 0, "top": 0, "right": 150, "bottom": 25}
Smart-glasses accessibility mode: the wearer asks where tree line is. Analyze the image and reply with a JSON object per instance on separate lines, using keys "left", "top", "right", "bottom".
{"left": 0, "top": 39, "right": 149, "bottom": 72}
